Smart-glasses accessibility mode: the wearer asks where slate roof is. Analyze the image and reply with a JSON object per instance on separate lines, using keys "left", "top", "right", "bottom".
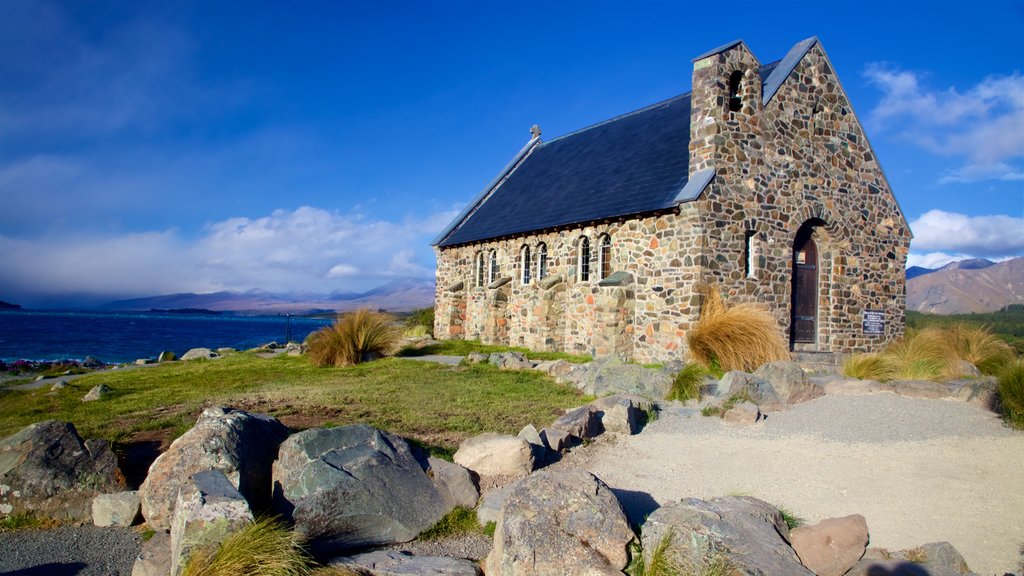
{"left": 435, "top": 43, "right": 807, "bottom": 248}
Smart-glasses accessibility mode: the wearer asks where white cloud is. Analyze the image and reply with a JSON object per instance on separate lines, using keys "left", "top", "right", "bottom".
{"left": 864, "top": 64, "right": 1024, "bottom": 183}
{"left": 906, "top": 252, "right": 970, "bottom": 269}
{"left": 909, "top": 209, "right": 1024, "bottom": 257}
{"left": 0, "top": 206, "right": 453, "bottom": 302}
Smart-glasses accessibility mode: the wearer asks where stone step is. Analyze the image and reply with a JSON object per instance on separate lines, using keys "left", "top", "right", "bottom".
{"left": 790, "top": 351, "right": 843, "bottom": 376}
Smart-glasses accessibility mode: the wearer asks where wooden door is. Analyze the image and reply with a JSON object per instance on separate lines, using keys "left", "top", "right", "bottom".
{"left": 792, "top": 235, "right": 818, "bottom": 344}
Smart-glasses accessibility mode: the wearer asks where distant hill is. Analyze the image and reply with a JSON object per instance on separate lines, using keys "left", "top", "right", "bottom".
{"left": 0, "top": 300, "right": 22, "bottom": 310}
{"left": 906, "top": 266, "right": 935, "bottom": 280}
{"left": 101, "top": 278, "right": 434, "bottom": 314}
{"left": 906, "top": 258, "right": 995, "bottom": 281}
{"left": 907, "top": 257, "right": 1024, "bottom": 314}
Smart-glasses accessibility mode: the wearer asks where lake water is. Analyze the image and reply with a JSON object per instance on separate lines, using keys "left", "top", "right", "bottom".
{"left": 0, "top": 310, "right": 334, "bottom": 363}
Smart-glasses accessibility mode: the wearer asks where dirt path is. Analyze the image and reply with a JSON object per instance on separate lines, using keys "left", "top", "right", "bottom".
{"left": 553, "top": 394, "right": 1024, "bottom": 575}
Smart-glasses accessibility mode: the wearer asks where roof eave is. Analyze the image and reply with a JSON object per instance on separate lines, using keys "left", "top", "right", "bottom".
{"left": 672, "top": 168, "right": 716, "bottom": 204}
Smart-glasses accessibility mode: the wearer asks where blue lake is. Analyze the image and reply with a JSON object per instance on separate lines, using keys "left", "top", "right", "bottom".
{"left": 0, "top": 310, "right": 334, "bottom": 363}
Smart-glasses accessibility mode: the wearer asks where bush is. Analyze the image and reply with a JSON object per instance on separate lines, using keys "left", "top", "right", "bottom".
{"left": 687, "top": 286, "right": 789, "bottom": 372}
{"left": 181, "top": 517, "right": 311, "bottom": 576}
{"left": 997, "top": 359, "right": 1024, "bottom": 430}
{"left": 668, "top": 363, "right": 706, "bottom": 402}
{"left": 306, "top": 309, "right": 402, "bottom": 367}
{"left": 405, "top": 307, "right": 435, "bottom": 334}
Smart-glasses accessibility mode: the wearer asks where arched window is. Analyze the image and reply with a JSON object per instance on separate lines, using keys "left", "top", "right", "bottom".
{"left": 520, "top": 245, "right": 531, "bottom": 285}
{"left": 488, "top": 250, "right": 498, "bottom": 285}
{"left": 475, "top": 252, "right": 484, "bottom": 287}
{"left": 728, "top": 70, "right": 743, "bottom": 113}
{"left": 598, "top": 234, "right": 612, "bottom": 280}
{"left": 537, "top": 243, "right": 548, "bottom": 281}
{"left": 577, "top": 237, "right": 591, "bottom": 282}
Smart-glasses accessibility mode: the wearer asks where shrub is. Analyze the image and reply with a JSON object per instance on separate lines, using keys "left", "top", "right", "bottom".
{"left": 997, "top": 358, "right": 1024, "bottom": 430}
{"left": 948, "top": 325, "right": 1015, "bottom": 375}
{"left": 181, "top": 517, "right": 311, "bottom": 576}
{"left": 405, "top": 307, "right": 435, "bottom": 334}
{"left": 668, "top": 363, "right": 707, "bottom": 402}
{"left": 306, "top": 309, "right": 402, "bottom": 367}
{"left": 687, "top": 286, "right": 789, "bottom": 373}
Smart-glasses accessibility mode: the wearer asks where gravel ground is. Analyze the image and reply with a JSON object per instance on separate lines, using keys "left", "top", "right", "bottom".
{"left": 0, "top": 526, "right": 140, "bottom": 576}
{"left": 552, "top": 393, "right": 1024, "bottom": 575}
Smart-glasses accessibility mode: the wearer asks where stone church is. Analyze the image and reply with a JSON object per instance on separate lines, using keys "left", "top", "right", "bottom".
{"left": 432, "top": 37, "right": 911, "bottom": 365}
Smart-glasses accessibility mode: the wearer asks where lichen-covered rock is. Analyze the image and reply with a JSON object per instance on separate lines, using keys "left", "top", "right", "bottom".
{"left": 170, "top": 470, "right": 254, "bottom": 576}
{"left": 754, "top": 361, "right": 824, "bottom": 405}
{"left": 488, "top": 351, "right": 532, "bottom": 370}
{"left": 640, "top": 496, "right": 813, "bottom": 576}
{"left": 139, "top": 406, "right": 289, "bottom": 530}
{"left": 330, "top": 550, "right": 481, "bottom": 576}
{"left": 476, "top": 483, "right": 515, "bottom": 527}
{"left": 719, "top": 371, "right": 784, "bottom": 409}
{"left": 272, "top": 424, "right": 449, "bottom": 556}
{"left": 453, "top": 433, "right": 533, "bottom": 477}
{"left": 427, "top": 457, "right": 479, "bottom": 510}
{"left": 532, "top": 359, "right": 574, "bottom": 378}
{"left": 485, "top": 469, "right": 633, "bottom": 576}
{"left": 589, "top": 394, "right": 653, "bottom": 435}
{"left": 549, "top": 405, "right": 602, "bottom": 441}
{"left": 82, "top": 384, "right": 111, "bottom": 402}
{"left": 93, "top": 491, "right": 141, "bottom": 527}
{"left": 132, "top": 530, "right": 171, "bottom": 576}
{"left": 789, "top": 514, "right": 869, "bottom": 576}
{"left": 0, "top": 420, "right": 124, "bottom": 522}
{"left": 560, "top": 357, "right": 673, "bottom": 399}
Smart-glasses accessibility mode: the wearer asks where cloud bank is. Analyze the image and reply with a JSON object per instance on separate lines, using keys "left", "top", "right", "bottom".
{"left": 864, "top": 64, "right": 1024, "bottom": 183}
{"left": 0, "top": 206, "right": 459, "bottom": 305}
{"left": 907, "top": 209, "right": 1024, "bottom": 269}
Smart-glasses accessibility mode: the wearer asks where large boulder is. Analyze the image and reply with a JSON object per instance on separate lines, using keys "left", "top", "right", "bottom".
{"left": 453, "top": 433, "right": 534, "bottom": 477}
{"left": 560, "top": 357, "right": 673, "bottom": 399}
{"left": 180, "top": 348, "right": 217, "bottom": 361}
{"left": 754, "top": 361, "right": 824, "bottom": 405}
{"left": 330, "top": 550, "right": 481, "bottom": 576}
{"left": 92, "top": 491, "right": 141, "bottom": 527}
{"left": 170, "top": 469, "right": 254, "bottom": 576}
{"left": 139, "top": 406, "right": 289, "bottom": 530}
{"left": 548, "top": 405, "right": 603, "bottom": 442}
{"left": 789, "top": 514, "right": 869, "bottom": 576}
{"left": 718, "top": 371, "right": 784, "bottom": 409}
{"left": 272, "top": 424, "right": 450, "bottom": 556}
{"left": 488, "top": 351, "right": 532, "bottom": 370}
{"left": 640, "top": 496, "right": 813, "bottom": 576}
{"left": 485, "top": 469, "right": 633, "bottom": 576}
{"left": 0, "top": 420, "right": 124, "bottom": 522}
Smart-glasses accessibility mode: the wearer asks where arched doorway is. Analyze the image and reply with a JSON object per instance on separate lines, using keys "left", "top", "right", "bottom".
{"left": 791, "top": 220, "right": 823, "bottom": 347}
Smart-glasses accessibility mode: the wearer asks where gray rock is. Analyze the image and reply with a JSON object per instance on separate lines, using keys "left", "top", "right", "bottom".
{"left": 640, "top": 496, "right": 813, "bottom": 576}
{"left": 83, "top": 356, "right": 103, "bottom": 368}
{"left": 157, "top": 351, "right": 177, "bottom": 363}
{"left": 330, "top": 550, "right": 481, "bottom": 575}
{"left": 916, "top": 541, "right": 972, "bottom": 573}
{"left": 723, "top": 402, "right": 761, "bottom": 424}
{"left": 272, "top": 424, "right": 450, "bottom": 556}
{"left": 82, "top": 383, "right": 112, "bottom": 402}
{"left": 170, "top": 470, "right": 254, "bottom": 576}
{"left": 549, "top": 405, "right": 602, "bottom": 440}
{"left": 517, "top": 424, "right": 550, "bottom": 466}
{"left": 139, "top": 406, "right": 289, "bottom": 530}
{"left": 488, "top": 351, "right": 532, "bottom": 370}
{"left": 516, "top": 424, "right": 543, "bottom": 447}
{"left": 892, "top": 380, "right": 956, "bottom": 399}
{"left": 561, "top": 357, "right": 673, "bottom": 399}
{"left": 93, "top": 491, "right": 141, "bottom": 527}
{"left": 589, "top": 394, "right": 653, "bottom": 435}
{"left": 427, "top": 457, "right": 479, "bottom": 510}
{"left": 539, "top": 427, "right": 573, "bottom": 453}
{"left": 817, "top": 377, "right": 896, "bottom": 396}
{"left": 50, "top": 379, "right": 69, "bottom": 391}
{"left": 476, "top": 483, "right": 515, "bottom": 527}
{"left": 533, "top": 359, "right": 574, "bottom": 378}
{"left": 467, "top": 352, "right": 488, "bottom": 364}
{"left": 0, "top": 420, "right": 124, "bottom": 522}
{"left": 453, "top": 433, "right": 533, "bottom": 476}
{"left": 180, "top": 348, "right": 218, "bottom": 361}
{"left": 954, "top": 360, "right": 982, "bottom": 378}
{"left": 719, "top": 371, "right": 784, "bottom": 408}
{"left": 949, "top": 379, "right": 997, "bottom": 409}
{"left": 285, "top": 342, "right": 304, "bottom": 356}
{"left": 754, "top": 361, "right": 824, "bottom": 405}
{"left": 132, "top": 530, "right": 171, "bottom": 576}
{"left": 485, "top": 469, "right": 633, "bottom": 576}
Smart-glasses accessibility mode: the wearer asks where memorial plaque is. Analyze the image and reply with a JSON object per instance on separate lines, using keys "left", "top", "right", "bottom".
{"left": 863, "top": 310, "right": 885, "bottom": 335}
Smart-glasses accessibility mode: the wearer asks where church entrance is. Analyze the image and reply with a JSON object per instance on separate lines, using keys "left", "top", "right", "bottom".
{"left": 791, "top": 222, "right": 819, "bottom": 346}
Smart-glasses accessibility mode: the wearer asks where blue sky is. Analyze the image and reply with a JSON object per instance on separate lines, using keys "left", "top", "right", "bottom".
{"left": 1, "top": 0, "right": 1022, "bottom": 305}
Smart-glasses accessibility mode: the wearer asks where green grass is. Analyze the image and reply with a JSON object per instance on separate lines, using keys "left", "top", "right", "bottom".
{"left": 997, "top": 359, "right": 1024, "bottom": 430}
{"left": 0, "top": 352, "right": 586, "bottom": 453}
{"left": 0, "top": 513, "right": 57, "bottom": 531}
{"left": 418, "top": 507, "right": 481, "bottom": 540}
{"left": 778, "top": 506, "right": 804, "bottom": 530}
{"left": 667, "top": 363, "right": 706, "bottom": 403}
{"left": 908, "top": 306, "right": 1024, "bottom": 355}
{"left": 626, "top": 529, "right": 738, "bottom": 576}
{"left": 181, "top": 517, "right": 311, "bottom": 576}
{"left": 397, "top": 339, "right": 592, "bottom": 363}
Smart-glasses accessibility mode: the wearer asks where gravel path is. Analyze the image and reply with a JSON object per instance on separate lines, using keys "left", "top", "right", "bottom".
{"left": 0, "top": 526, "right": 140, "bottom": 576}
{"left": 552, "top": 393, "right": 1024, "bottom": 575}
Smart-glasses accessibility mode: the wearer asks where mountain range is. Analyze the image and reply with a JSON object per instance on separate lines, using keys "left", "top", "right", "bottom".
{"left": 98, "top": 277, "right": 435, "bottom": 314}
{"left": 906, "top": 257, "right": 1024, "bottom": 314}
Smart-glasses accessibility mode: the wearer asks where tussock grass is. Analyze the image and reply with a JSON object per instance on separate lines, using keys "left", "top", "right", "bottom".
{"left": 997, "top": 359, "right": 1024, "bottom": 430}
{"left": 668, "top": 363, "right": 707, "bottom": 403}
{"left": 0, "top": 513, "right": 59, "bottom": 531}
{"left": 627, "top": 529, "right": 738, "bottom": 576}
{"left": 418, "top": 507, "right": 480, "bottom": 540}
{"left": 181, "top": 517, "right": 311, "bottom": 576}
{"left": 687, "top": 286, "right": 789, "bottom": 373}
{"left": 307, "top": 309, "right": 402, "bottom": 367}
{"left": 777, "top": 506, "right": 804, "bottom": 530}
{"left": 948, "top": 325, "right": 1015, "bottom": 375}
{"left": 841, "top": 353, "right": 897, "bottom": 381}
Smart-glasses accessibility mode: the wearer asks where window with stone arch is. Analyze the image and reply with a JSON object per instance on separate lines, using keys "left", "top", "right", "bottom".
{"left": 520, "top": 244, "right": 531, "bottom": 285}
{"left": 577, "top": 236, "right": 591, "bottom": 282}
{"left": 474, "top": 252, "right": 484, "bottom": 288}
{"left": 728, "top": 70, "right": 743, "bottom": 113}
{"left": 488, "top": 249, "right": 498, "bottom": 285}
{"left": 536, "top": 242, "right": 548, "bottom": 281}
{"left": 597, "top": 234, "right": 612, "bottom": 280}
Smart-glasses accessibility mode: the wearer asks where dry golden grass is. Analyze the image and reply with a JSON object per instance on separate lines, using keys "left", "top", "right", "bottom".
{"left": 842, "top": 353, "right": 898, "bottom": 381}
{"left": 306, "top": 309, "right": 402, "bottom": 367}
{"left": 948, "top": 324, "right": 1015, "bottom": 375}
{"left": 181, "top": 517, "right": 311, "bottom": 576}
{"left": 687, "top": 286, "right": 789, "bottom": 372}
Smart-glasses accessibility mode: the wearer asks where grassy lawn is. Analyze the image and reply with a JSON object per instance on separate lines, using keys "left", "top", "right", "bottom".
{"left": 398, "top": 339, "right": 592, "bottom": 363}
{"left": 0, "top": 352, "right": 587, "bottom": 454}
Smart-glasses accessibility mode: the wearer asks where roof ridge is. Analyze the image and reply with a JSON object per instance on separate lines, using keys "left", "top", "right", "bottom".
{"left": 543, "top": 91, "right": 692, "bottom": 146}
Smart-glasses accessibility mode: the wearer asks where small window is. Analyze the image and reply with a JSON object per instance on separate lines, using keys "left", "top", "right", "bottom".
{"left": 537, "top": 243, "right": 548, "bottom": 281}
{"left": 728, "top": 70, "right": 743, "bottom": 113}
{"left": 578, "top": 237, "right": 591, "bottom": 282}
{"left": 598, "top": 234, "right": 612, "bottom": 280}
{"left": 488, "top": 250, "right": 498, "bottom": 285}
{"left": 744, "top": 231, "right": 757, "bottom": 277}
{"left": 475, "top": 252, "right": 484, "bottom": 287}
{"left": 520, "top": 245, "right": 531, "bottom": 285}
